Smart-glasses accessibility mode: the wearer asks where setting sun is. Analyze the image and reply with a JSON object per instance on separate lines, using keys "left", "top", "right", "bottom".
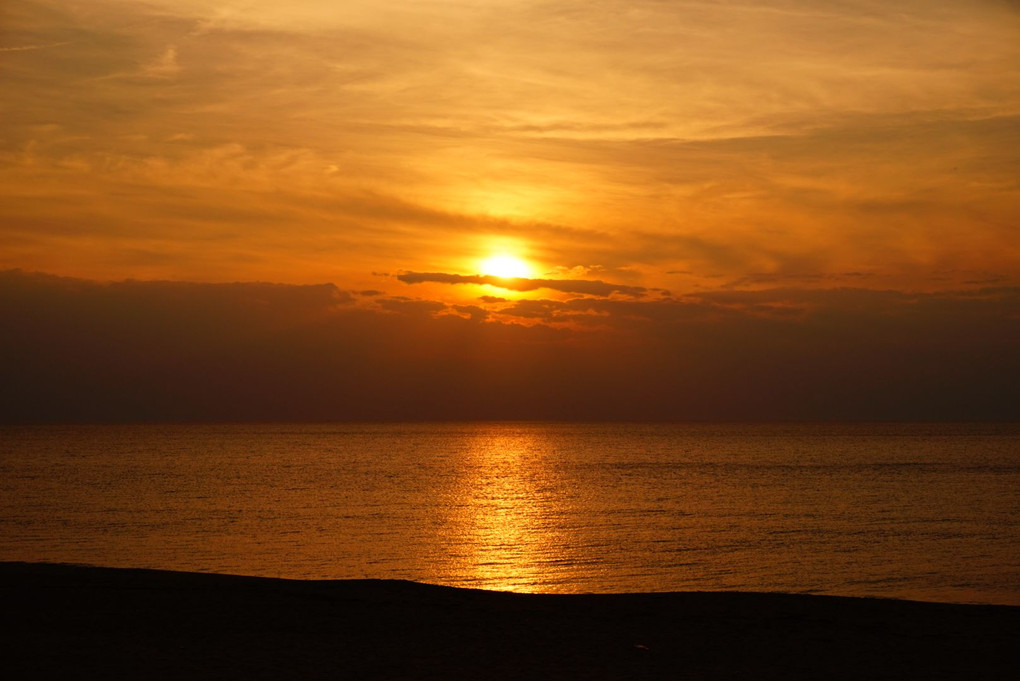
{"left": 480, "top": 254, "right": 532, "bottom": 279}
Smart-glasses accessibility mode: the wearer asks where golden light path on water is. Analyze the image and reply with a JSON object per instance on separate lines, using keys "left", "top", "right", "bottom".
{"left": 422, "top": 430, "right": 556, "bottom": 592}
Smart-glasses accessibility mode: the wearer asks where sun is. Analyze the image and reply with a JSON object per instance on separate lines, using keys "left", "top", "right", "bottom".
{"left": 480, "top": 254, "right": 532, "bottom": 279}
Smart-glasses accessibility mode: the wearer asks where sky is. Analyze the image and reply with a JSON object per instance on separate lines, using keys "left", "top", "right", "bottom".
{"left": 1, "top": 0, "right": 1018, "bottom": 422}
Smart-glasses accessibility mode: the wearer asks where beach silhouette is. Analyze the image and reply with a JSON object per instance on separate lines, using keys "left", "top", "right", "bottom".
{"left": 4, "top": 562, "right": 1018, "bottom": 680}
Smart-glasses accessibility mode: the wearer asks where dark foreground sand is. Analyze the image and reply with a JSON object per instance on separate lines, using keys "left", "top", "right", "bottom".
{"left": 3, "top": 563, "right": 1017, "bottom": 680}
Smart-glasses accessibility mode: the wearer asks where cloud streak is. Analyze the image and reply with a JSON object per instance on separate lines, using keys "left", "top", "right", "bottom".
{"left": 396, "top": 272, "right": 652, "bottom": 297}
{"left": 0, "top": 41, "right": 72, "bottom": 52}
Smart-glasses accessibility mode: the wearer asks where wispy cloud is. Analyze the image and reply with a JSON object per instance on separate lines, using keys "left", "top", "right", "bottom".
{"left": 140, "top": 45, "right": 180, "bottom": 78}
{"left": 0, "top": 41, "right": 71, "bottom": 52}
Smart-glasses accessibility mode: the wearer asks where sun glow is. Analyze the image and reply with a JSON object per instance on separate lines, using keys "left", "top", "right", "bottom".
{"left": 480, "top": 254, "right": 532, "bottom": 279}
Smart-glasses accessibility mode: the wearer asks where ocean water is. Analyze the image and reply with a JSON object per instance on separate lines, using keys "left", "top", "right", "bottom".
{"left": 1, "top": 422, "right": 1017, "bottom": 604}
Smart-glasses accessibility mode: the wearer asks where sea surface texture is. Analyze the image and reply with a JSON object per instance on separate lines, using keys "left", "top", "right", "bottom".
{"left": 1, "top": 423, "right": 1017, "bottom": 604}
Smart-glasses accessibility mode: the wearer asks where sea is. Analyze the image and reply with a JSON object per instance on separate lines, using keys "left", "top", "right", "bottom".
{"left": 1, "top": 422, "right": 1017, "bottom": 604}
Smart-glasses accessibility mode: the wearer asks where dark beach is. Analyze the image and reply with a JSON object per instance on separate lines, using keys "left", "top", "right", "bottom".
{"left": 3, "top": 562, "right": 1017, "bottom": 680}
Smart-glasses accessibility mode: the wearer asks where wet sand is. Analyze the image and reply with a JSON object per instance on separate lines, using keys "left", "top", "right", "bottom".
{"left": 3, "top": 562, "right": 1017, "bottom": 680}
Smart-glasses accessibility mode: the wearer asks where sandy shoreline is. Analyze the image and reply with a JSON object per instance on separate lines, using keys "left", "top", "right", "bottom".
{"left": 3, "top": 562, "right": 1017, "bottom": 680}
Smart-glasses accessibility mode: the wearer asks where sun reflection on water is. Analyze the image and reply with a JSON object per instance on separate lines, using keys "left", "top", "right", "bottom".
{"left": 429, "top": 427, "right": 568, "bottom": 593}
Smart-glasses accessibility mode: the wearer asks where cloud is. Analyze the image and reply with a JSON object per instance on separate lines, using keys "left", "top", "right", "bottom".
{"left": 1, "top": 270, "right": 1017, "bottom": 422}
{"left": 0, "top": 41, "right": 72, "bottom": 52}
{"left": 141, "top": 45, "right": 180, "bottom": 78}
{"left": 0, "top": 1, "right": 1012, "bottom": 422}
{"left": 452, "top": 304, "right": 489, "bottom": 321}
{"left": 1, "top": 1, "right": 1018, "bottom": 293}
{"left": 377, "top": 297, "right": 447, "bottom": 316}
{"left": 397, "top": 272, "right": 652, "bottom": 297}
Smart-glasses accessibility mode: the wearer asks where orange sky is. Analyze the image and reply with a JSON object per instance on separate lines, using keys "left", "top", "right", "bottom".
{"left": 1, "top": 1, "right": 1018, "bottom": 421}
